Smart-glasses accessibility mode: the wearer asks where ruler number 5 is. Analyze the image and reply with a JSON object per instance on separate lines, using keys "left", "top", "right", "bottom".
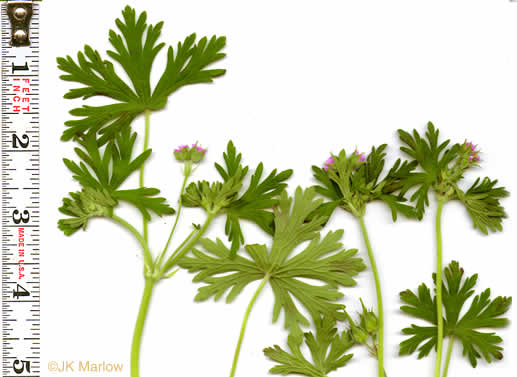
{"left": 12, "top": 209, "right": 30, "bottom": 224}
{"left": 13, "top": 360, "right": 31, "bottom": 374}
{"left": 12, "top": 133, "right": 29, "bottom": 148}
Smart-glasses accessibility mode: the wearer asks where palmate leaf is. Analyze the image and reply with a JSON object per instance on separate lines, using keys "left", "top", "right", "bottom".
{"left": 312, "top": 144, "right": 417, "bottom": 221}
{"left": 400, "top": 261, "right": 511, "bottom": 367}
{"left": 397, "top": 122, "right": 461, "bottom": 218}
{"left": 264, "top": 315, "right": 354, "bottom": 377}
{"left": 63, "top": 126, "right": 150, "bottom": 191}
{"left": 183, "top": 141, "right": 293, "bottom": 255}
{"left": 179, "top": 187, "right": 366, "bottom": 341}
{"left": 60, "top": 128, "right": 174, "bottom": 231}
{"left": 57, "top": 6, "right": 226, "bottom": 142}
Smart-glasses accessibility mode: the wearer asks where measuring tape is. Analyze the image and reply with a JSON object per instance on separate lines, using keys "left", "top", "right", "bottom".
{"left": 1, "top": 1, "right": 40, "bottom": 376}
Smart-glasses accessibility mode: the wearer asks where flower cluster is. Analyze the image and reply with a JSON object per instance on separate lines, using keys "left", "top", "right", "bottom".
{"left": 464, "top": 141, "right": 480, "bottom": 163}
{"left": 323, "top": 150, "right": 365, "bottom": 171}
{"left": 174, "top": 143, "right": 207, "bottom": 163}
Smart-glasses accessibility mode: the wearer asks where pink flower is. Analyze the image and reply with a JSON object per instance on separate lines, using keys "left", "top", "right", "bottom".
{"left": 192, "top": 143, "right": 207, "bottom": 154}
{"left": 324, "top": 156, "right": 335, "bottom": 171}
{"left": 354, "top": 150, "right": 366, "bottom": 162}
{"left": 174, "top": 144, "right": 189, "bottom": 153}
{"left": 464, "top": 141, "right": 480, "bottom": 163}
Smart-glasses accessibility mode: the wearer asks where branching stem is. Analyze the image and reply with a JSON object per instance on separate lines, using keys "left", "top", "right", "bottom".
{"left": 131, "top": 278, "right": 155, "bottom": 377}
{"left": 229, "top": 274, "right": 270, "bottom": 377}
{"left": 155, "top": 170, "right": 190, "bottom": 268}
{"left": 159, "top": 212, "right": 215, "bottom": 276}
{"left": 359, "top": 216, "right": 384, "bottom": 377}
{"left": 110, "top": 214, "right": 153, "bottom": 271}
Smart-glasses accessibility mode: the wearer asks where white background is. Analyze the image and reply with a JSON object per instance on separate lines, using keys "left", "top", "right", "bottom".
{"left": 38, "top": 0, "right": 517, "bottom": 376}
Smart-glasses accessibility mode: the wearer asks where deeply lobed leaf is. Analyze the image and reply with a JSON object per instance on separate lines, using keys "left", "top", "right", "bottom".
{"left": 57, "top": 6, "right": 226, "bottom": 141}
{"left": 180, "top": 187, "right": 366, "bottom": 342}
{"left": 264, "top": 315, "right": 354, "bottom": 377}
{"left": 400, "top": 261, "right": 512, "bottom": 367}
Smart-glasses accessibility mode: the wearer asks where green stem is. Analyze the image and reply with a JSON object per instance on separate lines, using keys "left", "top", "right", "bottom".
{"left": 130, "top": 278, "right": 155, "bottom": 377}
{"left": 140, "top": 110, "right": 151, "bottom": 243}
{"left": 110, "top": 214, "right": 153, "bottom": 272}
{"left": 434, "top": 200, "right": 445, "bottom": 377}
{"left": 441, "top": 336, "right": 454, "bottom": 377}
{"left": 229, "top": 274, "right": 270, "bottom": 377}
{"left": 155, "top": 170, "right": 190, "bottom": 269}
{"left": 359, "top": 216, "right": 384, "bottom": 377}
{"left": 159, "top": 212, "right": 215, "bottom": 276}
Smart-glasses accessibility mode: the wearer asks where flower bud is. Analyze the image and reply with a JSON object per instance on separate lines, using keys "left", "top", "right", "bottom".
{"left": 351, "top": 326, "right": 369, "bottom": 344}
{"left": 363, "top": 311, "right": 378, "bottom": 333}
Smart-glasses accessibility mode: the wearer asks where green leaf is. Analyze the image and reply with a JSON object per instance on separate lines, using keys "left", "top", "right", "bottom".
{"left": 397, "top": 122, "right": 462, "bottom": 218}
{"left": 63, "top": 128, "right": 175, "bottom": 220}
{"left": 63, "top": 126, "right": 150, "bottom": 191}
{"left": 264, "top": 315, "right": 354, "bottom": 377}
{"left": 179, "top": 187, "right": 366, "bottom": 341}
{"left": 456, "top": 177, "right": 509, "bottom": 234}
{"left": 400, "top": 261, "right": 512, "bottom": 367}
{"left": 312, "top": 145, "right": 417, "bottom": 220}
{"left": 57, "top": 6, "right": 226, "bottom": 141}
{"left": 184, "top": 141, "right": 292, "bottom": 255}
{"left": 112, "top": 188, "right": 175, "bottom": 221}
{"left": 58, "top": 188, "right": 117, "bottom": 236}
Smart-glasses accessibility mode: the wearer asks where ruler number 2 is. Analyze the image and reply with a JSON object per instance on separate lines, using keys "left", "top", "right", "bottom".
{"left": 13, "top": 360, "right": 31, "bottom": 374}
{"left": 12, "top": 133, "right": 29, "bottom": 148}
{"left": 12, "top": 209, "right": 30, "bottom": 224}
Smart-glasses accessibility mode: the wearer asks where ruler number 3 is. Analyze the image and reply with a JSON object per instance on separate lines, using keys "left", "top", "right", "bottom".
{"left": 12, "top": 133, "right": 29, "bottom": 148}
{"left": 12, "top": 209, "right": 30, "bottom": 224}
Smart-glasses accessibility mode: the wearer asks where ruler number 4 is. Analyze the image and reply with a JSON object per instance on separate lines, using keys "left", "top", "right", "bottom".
{"left": 12, "top": 133, "right": 29, "bottom": 148}
{"left": 13, "top": 284, "right": 30, "bottom": 299}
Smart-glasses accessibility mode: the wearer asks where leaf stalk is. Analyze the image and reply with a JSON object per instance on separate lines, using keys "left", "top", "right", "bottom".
{"left": 230, "top": 274, "right": 271, "bottom": 377}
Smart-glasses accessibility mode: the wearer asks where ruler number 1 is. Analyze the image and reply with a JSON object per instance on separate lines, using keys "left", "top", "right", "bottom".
{"left": 12, "top": 209, "right": 30, "bottom": 224}
{"left": 12, "top": 133, "right": 29, "bottom": 148}
{"left": 13, "top": 360, "right": 31, "bottom": 374}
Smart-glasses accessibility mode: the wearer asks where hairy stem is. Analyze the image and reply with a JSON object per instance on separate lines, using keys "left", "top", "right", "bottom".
{"left": 230, "top": 274, "right": 270, "bottom": 377}
{"left": 160, "top": 212, "right": 215, "bottom": 276}
{"left": 359, "top": 216, "right": 384, "bottom": 377}
{"left": 434, "top": 200, "right": 445, "bottom": 377}
{"left": 155, "top": 170, "right": 190, "bottom": 269}
{"left": 140, "top": 109, "right": 151, "bottom": 243}
{"left": 110, "top": 214, "right": 153, "bottom": 271}
{"left": 131, "top": 278, "right": 155, "bottom": 377}
{"left": 441, "top": 336, "right": 454, "bottom": 377}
